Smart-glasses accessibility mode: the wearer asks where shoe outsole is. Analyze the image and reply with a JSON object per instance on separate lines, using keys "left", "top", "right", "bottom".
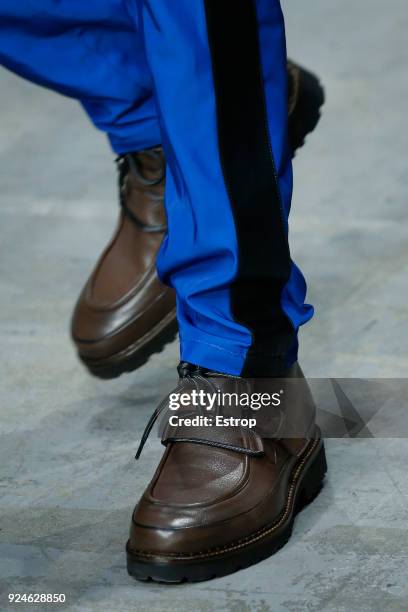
{"left": 126, "top": 437, "right": 327, "bottom": 584}
{"left": 78, "top": 310, "right": 178, "bottom": 380}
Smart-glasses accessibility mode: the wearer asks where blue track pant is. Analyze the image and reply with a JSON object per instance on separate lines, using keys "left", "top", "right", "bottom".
{"left": 0, "top": 0, "right": 313, "bottom": 376}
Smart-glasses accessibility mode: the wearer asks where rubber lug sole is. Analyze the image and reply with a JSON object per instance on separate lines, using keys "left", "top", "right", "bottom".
{"left": 78, "top": 311, "right": 178, "bottom": 380}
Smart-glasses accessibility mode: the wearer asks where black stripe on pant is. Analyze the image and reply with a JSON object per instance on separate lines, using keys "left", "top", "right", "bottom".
{"left": 204, "top": 0, "right": 295, "bottom": 376}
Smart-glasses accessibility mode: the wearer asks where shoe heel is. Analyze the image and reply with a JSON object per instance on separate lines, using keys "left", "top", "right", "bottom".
{"left": 297, "top": 443, "right": 327, "bottom": 509}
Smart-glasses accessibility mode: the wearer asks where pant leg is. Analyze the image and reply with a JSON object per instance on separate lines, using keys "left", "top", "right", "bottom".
{"left": 137, "top": 0, "right": 313, "bottom": 376}
{"left": 0, "top": 0, "right": 160, "bottom": 153}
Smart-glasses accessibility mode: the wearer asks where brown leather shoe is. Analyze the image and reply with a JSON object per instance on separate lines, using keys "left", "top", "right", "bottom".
{"left": 127, "top": 362, "right": 327, "bottom": 583}
{"left": 71, "top": 61, "right": 324, "bottom": 379}
{"left": 71, "top": 148, "right": 177, "bottom": 378}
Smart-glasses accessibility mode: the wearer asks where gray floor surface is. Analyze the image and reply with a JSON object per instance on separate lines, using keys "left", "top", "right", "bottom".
{"left": 1, "top": 1, "right": 408, "bottom": 610}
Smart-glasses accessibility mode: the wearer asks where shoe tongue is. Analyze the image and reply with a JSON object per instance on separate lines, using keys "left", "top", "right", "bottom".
{"left": 177, "top": 362, "right": 199, "bottom": 377}
{"left": 121, "top": 150, "right": 166, "bottom": 228}
{"left": 177, "top": 361, "right": 225, "bottom": 379}
{"left": 129, "top": 149, "right": 164, "bottom": 181}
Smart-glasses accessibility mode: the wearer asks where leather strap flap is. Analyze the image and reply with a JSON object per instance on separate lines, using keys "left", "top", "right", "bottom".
{"left": 161, "top": 420, "right": 264, "bottom": 456}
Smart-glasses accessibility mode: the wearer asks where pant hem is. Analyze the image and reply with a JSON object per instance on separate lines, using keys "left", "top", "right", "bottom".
{"left": 108, "top": 132, "right": 162, "bottom": 156}
{"left": 180, "top": 334, "right": 298, "bottom": 377}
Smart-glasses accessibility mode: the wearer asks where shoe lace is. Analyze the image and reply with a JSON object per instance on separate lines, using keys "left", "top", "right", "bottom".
{"left": 116, "top": 147, "right": 166, "bottom": 233}
{"left": 135, "top": 367, "right": 239, "bottom": 459}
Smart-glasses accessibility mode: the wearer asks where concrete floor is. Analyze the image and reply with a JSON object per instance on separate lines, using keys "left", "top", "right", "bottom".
{"left": 1, "top": 1, "right": 408, "bottom": 610}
